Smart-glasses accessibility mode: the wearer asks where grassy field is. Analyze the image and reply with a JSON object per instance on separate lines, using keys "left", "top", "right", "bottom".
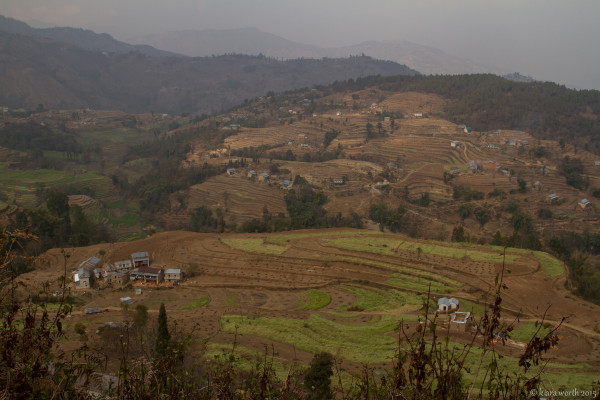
{"left": 296, "top": 289, "right": 331, "bottom": 310}
{"left": 224, "top": 292, "right": 241, "bottom": 307}
{"left": 452, "top": 340, "right": 598, "bottom": 390}
{"left": 335, "top": 256, "right": 464, "bottom": 287}
{"left": 220, "top": 313, "right": 597, "bottom": 389}
{"left": 395, "top": 241, "right": 520, "bottom": 263}
{"left": 387, "top": 273, "right": 455, "bottom": 294}
{"left": 533, "top": 252, "right": 565, "bottom": 277}
{"left": 266, "top": 230, "right": 382, "bottom": 246}
{"left": 0, "top": 162, "right": 114, "bottom": 208}
{"left": 322, "top": 237, "right": 401, "bottom": 255}
{"left": 456, "top": 298, "right": 487, "bottom": 316}
{"left": 222, "top": 238, "right": 287, "bottom": 255}
{"left": 204, "top": 342, "right": 305, "bottom": 382}
{"left": 510, "top": 322, "right": 552, "bottom": 342}
{"left": 337, "top": 286, "right": 422, "bottom": 311}
{"left": 221, "top": 313, "right": 400, "bottom": 364}
{"left": 323, "top": 236, "right": 522, "bottom": 263}
{"left": 424, "top": 240, "right": 564, "bottom": 277}
{"left": 178, "top": 296, "right": 210, "bottom": 310}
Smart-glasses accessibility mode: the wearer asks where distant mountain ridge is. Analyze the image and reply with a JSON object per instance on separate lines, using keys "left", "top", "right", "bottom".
{"left": 0, "top": 14, "right": 177, "bottom": 57}
{"left": 130, "top": 28, "right": 496, "bottom": 75}
{"left": 0, "top": 30, "right": 418, "bottom": 114}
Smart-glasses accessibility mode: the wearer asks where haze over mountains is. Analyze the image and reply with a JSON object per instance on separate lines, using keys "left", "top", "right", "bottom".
{"left": 0, "top": 15, "right": 175, "bottom": 57}
{"left": 130, "top": 28, "right": 495, "bottom": 76}
{"left": 0, "top": 19, "right": 417, "bottom": 114}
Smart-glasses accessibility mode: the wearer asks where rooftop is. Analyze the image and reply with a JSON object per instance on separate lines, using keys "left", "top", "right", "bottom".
{"left": 165, "top": 268, "right": 182, "bottom": 274}
{"left": 131, "top": 252, "right": 149, "bottom": 259}
{"left": 133, "top": 266, "right": 162, "bottom": 275}
{"left": 451, "top": 312, "right": 471, "bottom": 324}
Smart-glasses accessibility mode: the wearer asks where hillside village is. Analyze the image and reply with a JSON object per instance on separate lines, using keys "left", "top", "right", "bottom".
{"left": 72, "top": 252, "right": 183, "bottom": 292}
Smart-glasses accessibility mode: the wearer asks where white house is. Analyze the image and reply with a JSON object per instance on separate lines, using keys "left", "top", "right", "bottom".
{"left": 579, "top": 198, "right": 591, "bottom": 209}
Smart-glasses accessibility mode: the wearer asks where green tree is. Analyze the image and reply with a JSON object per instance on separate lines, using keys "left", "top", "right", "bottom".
{"left": 155, "top": 303, "right": 171, "bottom": 358}
{"left": 70, "top": 205, "right": 91, "bottom": 246}
{"left": 46, "top": 191, "right": 71, "bottom": 244}
{"left": 491, "top": 231, "right": 503, "bottom": 246}
{"left": 304, "top": 352, "right": 334, "bottom": 399}
{"left": 418, "top": 192, "right": 430, "bottom": 207}
{"left": 517, "top": 177, "right": 527, "bottom": 193}
{"left": 190, "top": 206, "right": 217, "bottom": 232}
{"left": 366, "top": 122, "right": 374, "bottom": 138}
{"left": 475, "top": 208, "right": 490, "bottom": 227}
{"left": 451, "top": 225, "right": 466, "bottom": 242}
{"left": 134, "top": 304, "right": 148, "bottom": 328}
{"left": 458, "top": 203, "right": 472, "bottom": 220}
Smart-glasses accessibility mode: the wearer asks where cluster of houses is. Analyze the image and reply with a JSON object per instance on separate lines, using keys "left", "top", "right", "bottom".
{"left": 546, "top": 193, "right": 592, "bottom": 210}
{"left": 226, "top": 167, "right": 295, "bottom": 190}
{"left": 72, "top": 251, "right": 183, "bottom": 291}
{"left": 465, "top": 159, "right": 502, "bottom": 173}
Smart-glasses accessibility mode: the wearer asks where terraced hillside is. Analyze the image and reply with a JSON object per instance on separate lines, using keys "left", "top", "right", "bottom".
{"left": 26, "top": 229, "right": 600, "bottom": 389}
{"left": 183, "top": 87, "right": 600, "bottom": 242}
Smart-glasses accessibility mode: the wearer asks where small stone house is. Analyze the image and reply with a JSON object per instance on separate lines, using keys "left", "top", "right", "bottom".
{"left": 130, "top": 266, "right": 164, "bottom": 284}
{"left": 73, "top": 257, "right": 101, "bottom": 290}
{"left": 547, "top": 193, "right": 559, "bottom": 204}
{"left": 450, "top": 312, "right": 471, "bottom": 332}
{"left": 105, "top": 271, "right": 129, "bottom": 286}
{"left": 164, "top": 268, "right": 183, "bottom": 283}
{"left": 131, "top": 252, "right": 150, "bottom": 268}
{"left": 115, "top": 260, "right": 133, "bottom": 272}
{"left": 579, "top": 198, "right": 591, "bottom": 209}
{"left": 74, "top": 270, "right": 92, "bottom": 290}
{"left": 280, "top": 180, "right": 293, "bottom": 190}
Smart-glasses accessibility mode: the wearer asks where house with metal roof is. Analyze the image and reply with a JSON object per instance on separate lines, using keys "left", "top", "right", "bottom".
{"left": 130, "top": 266, "right": 163, "bottom": 284}
{"left": 115, "top": 260, "right": 133, "bottom": 271}
{"left": 280, "top": 179, "right": 293, "bottom": 190}
{"left": 72, "top": 257, "right": 101, "bottom": 290}
{"left": 131, "top": 252, "right": 150, "bottom": 268}
{"left": 438, "top": 297, "right": 460, "bottom": 312}
{"left": 579, "top": 198, "right": 591, "bottom": 209}
{"left": 165, "top": 268, "right": 183, "bottom": 283}
{"left": 105, "top": 270, "right": 129, "bottom": 286}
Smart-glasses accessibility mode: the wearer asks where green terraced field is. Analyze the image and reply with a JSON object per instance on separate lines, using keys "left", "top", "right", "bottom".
{"left": 0, "top": 162, "right": 114, "bottom": 208}
{"left": 222, "top": 238, "right": 287, "bottom": 254}
{"left": 296, "top": 289, "right": 331, "bottom": 310}
{"left": 221, "top": 313, "right": 400, "bottom": 364}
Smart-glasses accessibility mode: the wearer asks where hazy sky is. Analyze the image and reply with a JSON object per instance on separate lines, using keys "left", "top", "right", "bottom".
{"left": 2, "top": 0, "right": 599, "bottom": 90}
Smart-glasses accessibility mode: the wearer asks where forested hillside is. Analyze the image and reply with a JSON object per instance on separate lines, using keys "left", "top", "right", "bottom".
{"left": 0, "top": 31, "right": 417, "bottom": 114}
